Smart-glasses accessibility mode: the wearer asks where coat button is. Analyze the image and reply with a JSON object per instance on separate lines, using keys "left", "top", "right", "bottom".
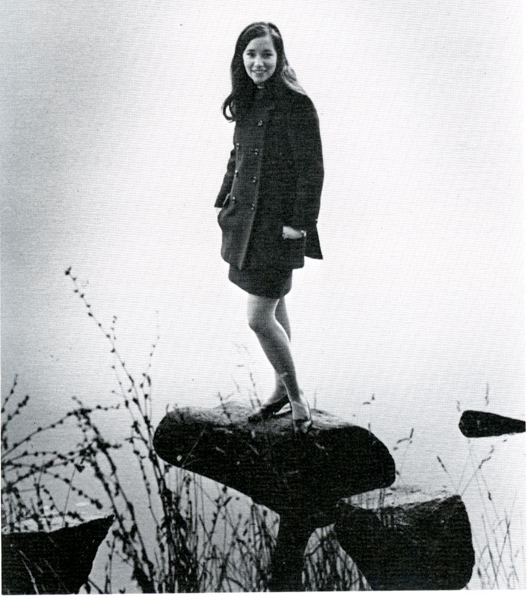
{"left": 254, "top": 148, "right": 259, "bottom": 155}
{"left": 257, "top": 120, "right": 263, "bottom": 126}
{"left": 252, "top": 176, "right": 257, "bottom": 184}
{"left": 235, "top": 170, "right": 239, "bottom": 177}
{"left": 236, "top": 143, "right": 240, "bottom": 149}
{"left": 250, "top": 204, "right": 255, "bottom": 210}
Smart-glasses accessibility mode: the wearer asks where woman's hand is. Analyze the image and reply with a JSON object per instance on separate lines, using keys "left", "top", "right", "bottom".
{"left": 282, "top": 225, "right": 306, "bottom": 240}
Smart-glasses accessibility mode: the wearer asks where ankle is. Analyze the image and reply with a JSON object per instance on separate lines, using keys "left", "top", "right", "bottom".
{"left": 278, "top": 372, "right": 301, "bottom": 402}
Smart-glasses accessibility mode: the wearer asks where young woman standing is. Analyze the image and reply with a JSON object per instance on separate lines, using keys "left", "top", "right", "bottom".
{"left": 215, "top": 22, "right": 324, "bottom": 433}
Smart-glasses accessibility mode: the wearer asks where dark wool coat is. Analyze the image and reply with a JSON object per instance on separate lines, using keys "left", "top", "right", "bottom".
{"left": 215, "top": 86, "right": 324, "bottom": 271}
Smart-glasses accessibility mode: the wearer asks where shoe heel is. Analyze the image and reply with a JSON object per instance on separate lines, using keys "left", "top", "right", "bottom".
{"left": 291, "top": 397, "right": 312, "bottom": 434}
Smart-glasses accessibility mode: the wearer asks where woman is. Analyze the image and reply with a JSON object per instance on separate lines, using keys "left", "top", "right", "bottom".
{"left": 215, "top": 22, "right": 324, "bottom": 433}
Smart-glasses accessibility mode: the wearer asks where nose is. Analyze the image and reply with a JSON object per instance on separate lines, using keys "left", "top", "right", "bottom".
{"left": 254, "top": 55, "right": 263, "bottom": 67}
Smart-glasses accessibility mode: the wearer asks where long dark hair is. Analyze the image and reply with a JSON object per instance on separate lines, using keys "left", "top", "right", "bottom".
{"left": 222, "top": 22, "right": 305, "bottom": 122}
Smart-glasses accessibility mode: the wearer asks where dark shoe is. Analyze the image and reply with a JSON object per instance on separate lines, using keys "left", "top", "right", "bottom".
{"left": 291, "top": 396, "right": 312, "bottom": 434}
{"left": 248, "top": 394, "right": 289, "bottom": 422}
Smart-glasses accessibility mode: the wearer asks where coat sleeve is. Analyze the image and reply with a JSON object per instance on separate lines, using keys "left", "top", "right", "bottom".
{"left": 215, "top": 142, "right": 236, "bottom": 208}
{"left": 286, "top": 94, "right": 324, "bottom": 230}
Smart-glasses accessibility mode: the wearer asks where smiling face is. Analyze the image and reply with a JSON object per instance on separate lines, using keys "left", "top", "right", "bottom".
{"left": 242, "top": 35, "right": 278, "bottom": 85}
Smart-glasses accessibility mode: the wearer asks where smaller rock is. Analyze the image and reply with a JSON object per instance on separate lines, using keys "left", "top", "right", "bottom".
{"left": 459, "top": 410, "right": 525, "bottom": 437}
{"left": 2, "top": 516, "right": 113, "bottom": 594}
{"left": 335, "top": 494, "right": 474, "bottom": 590}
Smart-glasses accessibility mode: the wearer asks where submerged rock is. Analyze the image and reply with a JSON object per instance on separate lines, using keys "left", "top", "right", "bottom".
{"left": 335, "top": 494, "right": 474, "bottom": 590}
{"left": 2, "top": 515, "right": 113, "bottom": 594}
{"left": 153, "top": 400, "right": 395, "bottom": 516}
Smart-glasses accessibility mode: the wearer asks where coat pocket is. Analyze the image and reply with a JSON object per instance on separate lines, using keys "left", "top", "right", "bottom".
{"left": 217, "top": 194, "right": 232, "bottom": 226}
{"left": 284, "top": 235, "right": 306, "bottom": 269}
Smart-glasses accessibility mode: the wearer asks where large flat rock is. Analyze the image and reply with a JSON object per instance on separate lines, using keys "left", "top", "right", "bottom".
{"left": 154, "top": 400, "right": 395, "bottom": 516}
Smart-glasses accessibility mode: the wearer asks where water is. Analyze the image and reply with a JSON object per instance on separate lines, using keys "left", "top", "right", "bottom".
{"left": 2, "top": 0, "right": 524, "bottom": 590}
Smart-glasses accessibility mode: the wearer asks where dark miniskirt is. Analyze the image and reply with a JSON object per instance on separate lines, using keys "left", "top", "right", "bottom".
{"left": 229, "top": 266, "right": 293, "bottom": 298}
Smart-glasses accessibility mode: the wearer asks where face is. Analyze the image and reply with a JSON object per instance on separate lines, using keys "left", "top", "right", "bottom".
{"left": 242, "top": 35, "right": 278, "bottom": 85}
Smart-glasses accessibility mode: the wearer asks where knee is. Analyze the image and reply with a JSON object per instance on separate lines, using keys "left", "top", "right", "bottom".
{"left": 248, "top": 311, "right": 269, "bottom": 335}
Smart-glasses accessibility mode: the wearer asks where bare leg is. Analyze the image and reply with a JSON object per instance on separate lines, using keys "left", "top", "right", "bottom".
{"left": 270, "top": 298, "right": 291, "bottom": 399}
{"left": 275, "top": 297, "right": 291, "bottom": 339}
{"left": 247, "top": 294, "right": 311, "bottom": 431}
{"left": 247, "top": 294, "right": 299, "bottom": 396}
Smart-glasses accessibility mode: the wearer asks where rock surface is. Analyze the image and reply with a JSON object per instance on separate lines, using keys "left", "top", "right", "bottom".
{"left": 153, "top": 400, "right": 396, "bottom": 516}
{"left": 335, "top": 495, "right": 474, "bottom": 590}
{"left": 2, "top": 516, "right": 113, "bottom": 594}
